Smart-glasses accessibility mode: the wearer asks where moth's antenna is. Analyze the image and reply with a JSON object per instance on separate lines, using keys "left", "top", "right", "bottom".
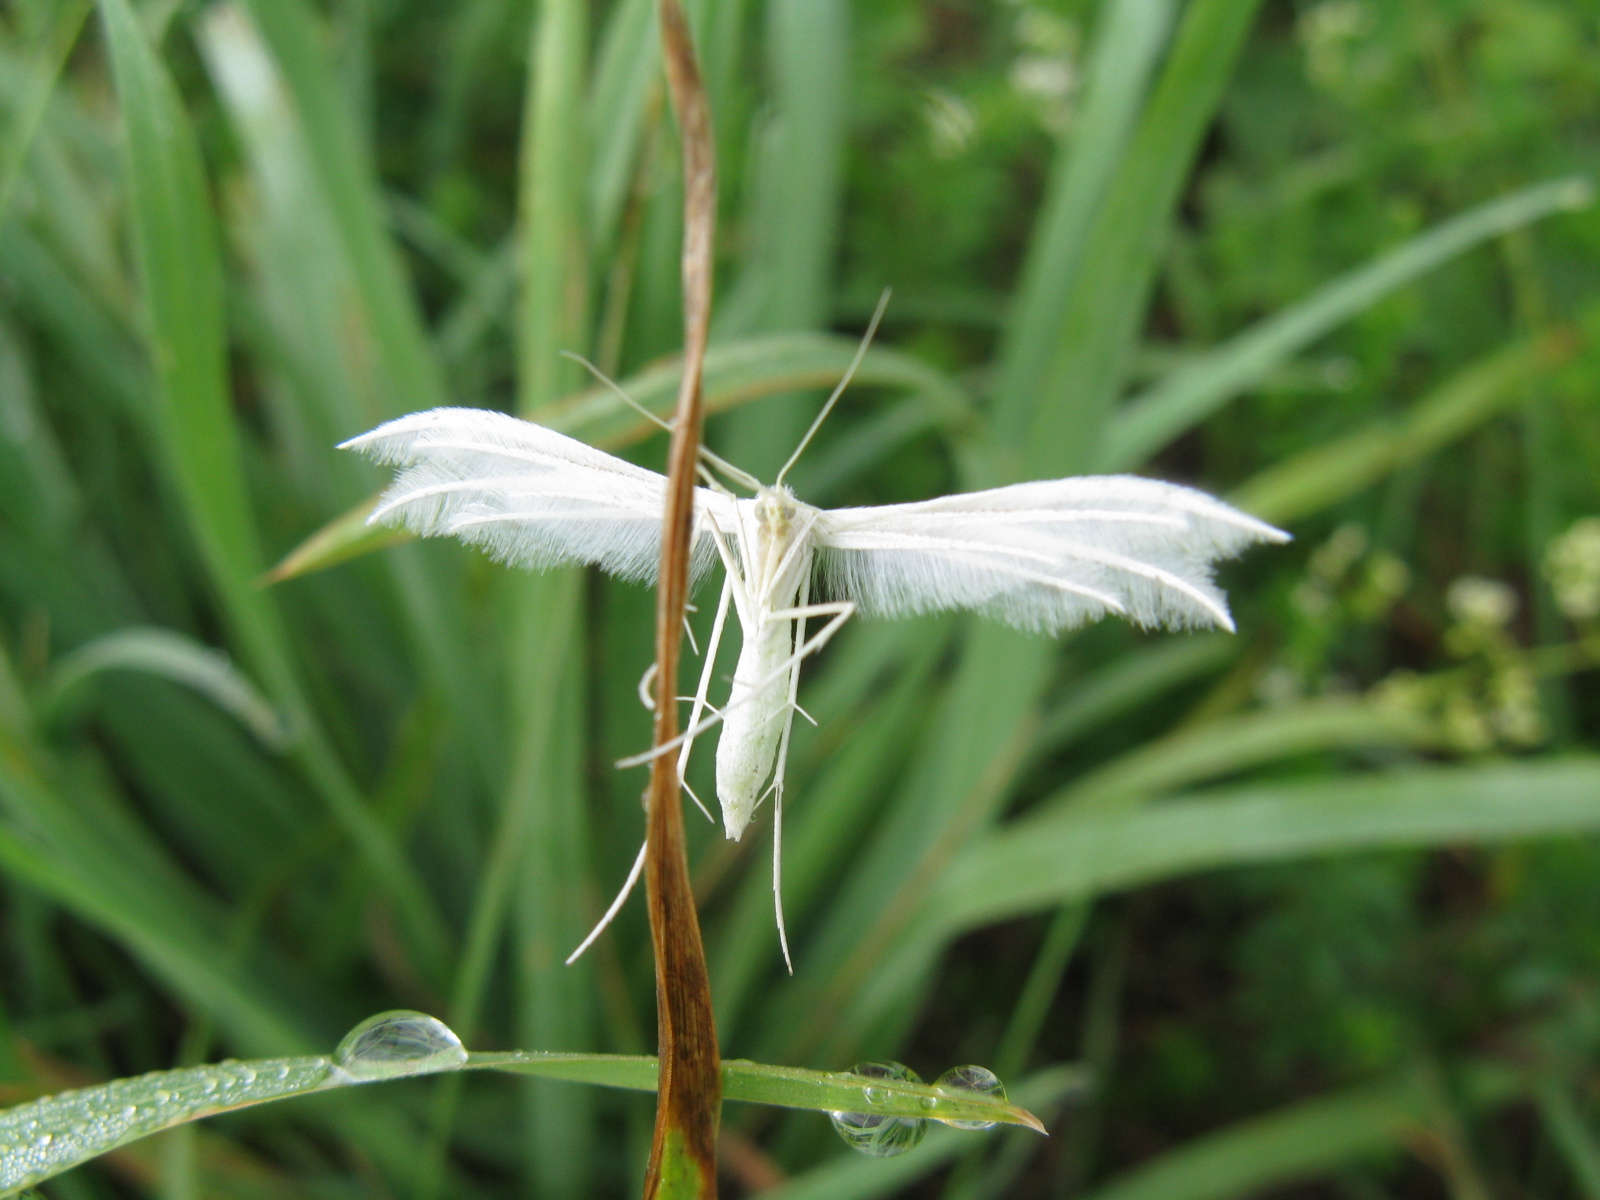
{"left": 564, "top": 349, "right": 765, "bottom": 493}
{"left": 562, "top": 350, "right": 673, "bottom": 433}
{"left": 774, "top": 287, "right": 891, "bottom": 487}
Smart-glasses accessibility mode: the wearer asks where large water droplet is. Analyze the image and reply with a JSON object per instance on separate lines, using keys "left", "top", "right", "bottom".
{"left": 934, "top": 1064, "right": 1006, "bottom": 1129}
{"left": 828, "top": 1062, "right": 928, "bottom": 1157}
{"left": 334, "top": 1011, "right": 466, "bottom": 1080}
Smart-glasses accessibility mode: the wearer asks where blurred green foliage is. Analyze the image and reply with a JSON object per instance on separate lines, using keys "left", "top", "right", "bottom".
{"left": 1, "top": 0, "right": 1599, "bottom": 1197}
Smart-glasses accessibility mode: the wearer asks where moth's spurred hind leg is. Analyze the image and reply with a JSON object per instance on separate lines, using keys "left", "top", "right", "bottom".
{"left": 565, "top": 838, "right": 648, "bottom": 964}
{"left": 764, "top": 592, "right": 854, "bottom": 974}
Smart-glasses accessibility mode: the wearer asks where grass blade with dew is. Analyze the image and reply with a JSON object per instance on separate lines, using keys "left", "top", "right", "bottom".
{"left": 754, "top": 1068, "right": 1084, "bottom": 1200}
{"left": 0, "top": 1027, "right": 1047, "bottom": 1197}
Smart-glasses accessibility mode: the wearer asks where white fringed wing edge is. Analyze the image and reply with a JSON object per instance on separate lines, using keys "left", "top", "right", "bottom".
{"left": 341, "top": 407, "right": 1289, "bottom": 634}
{"left": 816, "top": 477, "right": 1289, "bottom": 634}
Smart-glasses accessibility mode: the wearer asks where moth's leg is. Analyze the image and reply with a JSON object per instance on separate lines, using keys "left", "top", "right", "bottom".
{"left": 773, "top": 777, "right": 792, "bottom": 975}
{"left": 675, "top": 572, "right": 733, "bottom": 824}
{"left": 565, "top": 837, "right": 648, "bottom": 964}
{"left": 682, "top": 778, "right": 713, "bottom": 822}
{"left": 615, "top": 601, "right": 854, "bottom": 770}
{"left": 703, "top": 506, "right": 756, "bottom": 628}
{"left": 768, "top": 574, "right": 815, "bottom": 976}
{"left": 636, "top": 662, "right": 658, "bottom": 711}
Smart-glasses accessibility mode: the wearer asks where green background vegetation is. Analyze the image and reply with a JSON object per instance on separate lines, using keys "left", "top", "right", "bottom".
{"left": 1, "top": 0, "right": 1599, "bottom": 1196}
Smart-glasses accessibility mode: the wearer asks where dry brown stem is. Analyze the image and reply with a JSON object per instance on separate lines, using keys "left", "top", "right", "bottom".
{"left": 642, "top": 0, "right": 721, "bottom": 1195}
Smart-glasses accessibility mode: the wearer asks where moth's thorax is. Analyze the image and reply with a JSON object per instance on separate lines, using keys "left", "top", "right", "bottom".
{"left": 743, "top": 485, "right": 817, "bottom": 599}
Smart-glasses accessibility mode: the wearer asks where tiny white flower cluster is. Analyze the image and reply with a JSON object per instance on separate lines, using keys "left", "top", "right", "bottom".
{"left": 1545, "top": 517, "right": 1600, "bottom": 623}
{"left": 1446, "top": 576, "right": 1518, "bottom": 630}
{"left": 1006, "top": 3, "right": 1079, "bottom": 134}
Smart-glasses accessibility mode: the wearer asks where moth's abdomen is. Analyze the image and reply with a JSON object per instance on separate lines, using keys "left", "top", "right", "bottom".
{"left": 715, "top": 617, "right": 793, "bottom": 840}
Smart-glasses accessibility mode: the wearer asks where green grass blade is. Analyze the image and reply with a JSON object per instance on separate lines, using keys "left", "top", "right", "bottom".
{"left": 196, "top": 3, "right": 382, "bottom": 440}
{"left": 0, "top": 1056, "right": 340, "bottom": 1196}
{"left": 421, "top": 0, "right": 520, "bottom": 184}
{"left": 1537, "top": 1079, "right": 1600, "bottom": 1200}
{"left": 508, "top": 2, "right": 593, "bottom": 1194}
{"left": 200, "top": 0, "right": 494, "bottom": 786}
{"left": 236, "top": 0, "right": 446, "bottom": 417}
{"left": 517, "top": 0, "right": 588, "bottom": 418}
{"left": 1102, "top": 177, "right": 1594, "bottom": 469}
{"left": 262, "top": 496, "right": 409, "bottom": 583}
{"left": 990, "top": 0, "right": 1176, "bottom": 430}
{"left": 540, "top": 331, "right": 972, "bottom": 448}
{"left": 588, "top": 0, "right": 658, "bottom": 247}
{"left": 993, "top": 902, "right": 1091, "bottom": 1081}
{"left": 757, "top": 0, "right": 847, "bottom": 332}
{"left": 1231, "top": 331, "right": 1575, "bottom": 526}
{"left": 936, "top": 759, "right": 1600, "bottom": 933}
{"left": 41, "top": 627, "right": 287, "bottom": 749}
{"left": 0, "top": 764, "right": 306, "bottom": 1056}
{"left": 508, "top": 575, "right": 593, "bottom": 1200}
{"left": 1081, "top": 1072, "right": 1432, "bottom": 1200}
{"left": 1031, "top": 635, "right": 1234, "bottom": 762}
{"left": 96, "top": 0, "right": 447, "bottom": 977}
{"left": 1005, "top": 0, "right": 1264, "bottom": 477}
{"left": 1045, "top": 697, "right": 1441, "bottom": 815}
{"left": 718, "top": 0, "right": 850, "bottom": 477}
{"left": 0, "top": 0, "right": 93, "bottom": 220}
{"left": 0, "top": 222, "right": 148, "bottom": 424}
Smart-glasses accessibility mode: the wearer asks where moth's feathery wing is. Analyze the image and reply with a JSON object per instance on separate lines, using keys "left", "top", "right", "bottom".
{"left": 816, "top": 476, "right": 1288, "bottom": 634}
{"left": 341, "top": 407, "right": 736, "bottom": 583}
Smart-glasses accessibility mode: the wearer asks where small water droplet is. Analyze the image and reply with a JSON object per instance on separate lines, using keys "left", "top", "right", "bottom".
{"left": 934, "top": 1064, "right": 1006, "bottom": 1129}
{"left": 828, "top": 1062, "right": 928, "bottom": 1157}
{"left": 334, "top": 1010, "right": 467, "bottom": 1080}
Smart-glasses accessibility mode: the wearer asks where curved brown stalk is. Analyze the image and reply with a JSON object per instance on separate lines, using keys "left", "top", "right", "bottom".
{"left": 642, "top": 0, "right": 721, "bottom": 1195}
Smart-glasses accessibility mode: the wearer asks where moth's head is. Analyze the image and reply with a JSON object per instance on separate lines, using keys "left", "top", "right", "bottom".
{"left": 753, "top": 485, "right": 801, "bottom": 533}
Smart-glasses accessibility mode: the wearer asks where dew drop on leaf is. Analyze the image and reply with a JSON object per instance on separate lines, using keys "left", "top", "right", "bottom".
{"left": 828, "top": 1061, "right": 928, "bottom": 1157}
{"left": 933, "top": 1064, "right": 1006, "bottom": 1129}
{"left": 334, "top": 1011, "right": 467, "bottom": 1080}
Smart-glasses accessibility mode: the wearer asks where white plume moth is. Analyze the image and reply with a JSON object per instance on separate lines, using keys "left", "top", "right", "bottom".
{"left": 341, "top": 314, "right": 1287, "bottom": 970}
